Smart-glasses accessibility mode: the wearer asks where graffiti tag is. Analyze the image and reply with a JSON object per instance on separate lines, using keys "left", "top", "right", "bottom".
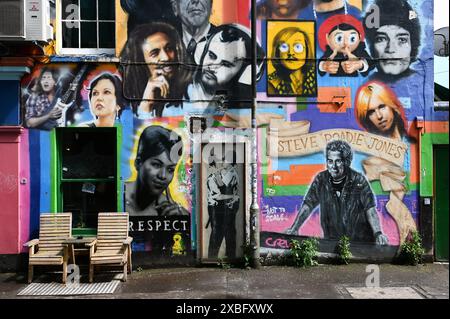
{"left": 265, "top": 237, "right": 290, "bottom": 249}
{"left": 262, "top": 205, "right": 288, "bottom": 222}
{"left": 0, "top": 172, "right": 17, "bottom": 193}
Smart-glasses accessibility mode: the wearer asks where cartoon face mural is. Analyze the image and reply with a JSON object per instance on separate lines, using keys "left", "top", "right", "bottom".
{"left": 267, "top": 20, "right": 317, "bottom": 97}
{"left": 317, "top": 14, "right": 374, "bottom": 76}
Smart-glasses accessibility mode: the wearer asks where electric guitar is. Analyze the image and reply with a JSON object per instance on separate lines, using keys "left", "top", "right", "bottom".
{"left": 38, "top": 65, "right": 89, "bottom": 130}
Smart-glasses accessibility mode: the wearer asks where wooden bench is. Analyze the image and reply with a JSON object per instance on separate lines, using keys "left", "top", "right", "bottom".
{"left": 87, "top": 212, "right": 133, "bottom": 283}
{"left": 24, "top": 213, "right": 72, "bottom": 284}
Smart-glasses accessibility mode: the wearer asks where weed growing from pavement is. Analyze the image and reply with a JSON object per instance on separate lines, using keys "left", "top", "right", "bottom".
{"left": 399, "top": 231, "right": 425, "bottom": 265}
{"left": 336, "top": 236, "right": 352, "bottom": 265}
{"left": 289, "top": 238, "right": 319, "bottom": 267}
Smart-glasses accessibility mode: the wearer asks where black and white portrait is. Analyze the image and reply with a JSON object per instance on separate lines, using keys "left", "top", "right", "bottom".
{"left": 201, "top": 144, "right": 245, "bottom": 261}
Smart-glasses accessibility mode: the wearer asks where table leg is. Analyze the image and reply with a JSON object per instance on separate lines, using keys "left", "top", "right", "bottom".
{"left": 70, "top": 245, "right": 76, "bottom": 265}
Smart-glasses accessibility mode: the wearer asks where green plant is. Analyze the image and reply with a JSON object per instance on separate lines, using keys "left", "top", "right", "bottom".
{"left": 336, "top": 236, "right": 352, "bottom": 265}
{"left": 400, "top": 231, "right": 425, "bottom": 265}
{"left": 289, "top": 238, "right": 319, "bottom": 267}
{"left": 217, "top": 258, "right": 231, "bottom": 269}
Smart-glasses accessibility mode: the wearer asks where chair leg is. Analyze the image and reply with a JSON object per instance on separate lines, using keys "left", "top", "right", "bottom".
{"left": 89, "top": 264, "right": 94, "bottom": 283}
{"left": 123, "top": 263, "right": 127, "bottom": 282}
{"left": 28, "top": 265, "right": 33, "bottom": 284}
{"left": 62, "top": 261, "right": 67, "bottom": 284}
{"left": 128, "top": 248, "right": 132, "bottom": 274}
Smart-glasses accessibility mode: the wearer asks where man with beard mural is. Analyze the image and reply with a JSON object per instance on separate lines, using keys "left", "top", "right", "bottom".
{"left": 187, "top": 24, "right": 264, "bottom": 109}
{"left": 120, "top": 22, "right": 191, "bottom": 118}
{"left": 285, "top": 140, "right": 389, "bottom": 245}
{"left": 268, "top": 25, "right": 317, "bottom": 96}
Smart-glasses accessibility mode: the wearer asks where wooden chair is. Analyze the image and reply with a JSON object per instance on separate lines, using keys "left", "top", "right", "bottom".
{"left": 87, "top": 212, "right": 133, "bottom": 283}
{"left": 24, "top": 213, "right": 72, "bottom": 284}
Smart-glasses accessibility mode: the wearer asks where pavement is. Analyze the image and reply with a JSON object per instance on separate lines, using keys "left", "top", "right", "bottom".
{"left": 0, "top": 263, "right": 448, "bottom": 299}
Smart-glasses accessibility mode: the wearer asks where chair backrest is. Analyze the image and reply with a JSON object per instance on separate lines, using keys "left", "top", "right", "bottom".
{"left": 38, "top": 213, "right": 72, "bottom": 253}
{"left": 97, "top": 212, "right": 129, "bottom": 253}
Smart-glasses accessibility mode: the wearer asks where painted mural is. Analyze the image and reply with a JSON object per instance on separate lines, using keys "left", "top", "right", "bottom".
{"left": 200, "top": 143, "right": 245, "bottom": 261}
{"left": 258, "top": 0, "right": 433, "bottom": 256}
{"left": 19, "top": 0, "right": 435, "bottom": 260}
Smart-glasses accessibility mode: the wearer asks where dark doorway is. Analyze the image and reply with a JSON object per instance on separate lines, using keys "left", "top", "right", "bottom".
{"left": 434, "top": 145, "right": 449, "bottom": 261}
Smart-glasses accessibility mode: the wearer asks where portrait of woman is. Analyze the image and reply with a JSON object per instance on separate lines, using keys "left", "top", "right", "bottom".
{"left": 126, "top": 125, "right": 189, "bottom": 216}
{"left": 355, "top": 81, "right": 416, "bottom": 142}
{"left": 78, "top": 73, "right": 126, "bottom": 128}
{"left": 120, "top": 22, "right": 192, "bottom": 118}
{"left": 267, "top": 24, "right": 317, "bottom": 96}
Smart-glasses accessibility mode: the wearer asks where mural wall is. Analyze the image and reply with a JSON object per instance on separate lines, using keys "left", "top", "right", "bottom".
{"left": 20, "top": 0, "right": 435, "bottom": 260}
{"left": 257, "top": 0, "right": 434, "bottom": 256}
{"left": 21, "top": 0, "right": 259, "bottom": 261}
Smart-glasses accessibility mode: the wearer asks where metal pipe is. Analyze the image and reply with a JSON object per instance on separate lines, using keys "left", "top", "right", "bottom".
{"left": 250, "top": 0, "right": 261, "bottom": 269}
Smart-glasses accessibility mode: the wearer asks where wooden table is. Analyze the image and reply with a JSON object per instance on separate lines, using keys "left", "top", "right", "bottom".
{"left": 64, "top": 237, "right": 96, "bottom": 265}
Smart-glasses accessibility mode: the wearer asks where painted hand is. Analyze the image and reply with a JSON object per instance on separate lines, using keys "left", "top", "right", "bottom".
{"left": 49, "top": 106, "right": 63, "bottom": 119}
{"left": 285, "top": 227, "right": 298, "bottom": 235}
{"left": 321, "top": 60, "right": 340, "bottom": 74}
{"left": 375, "top": 233, "right": 389, "bottom": 245}
{"left": 341, "top": 48, "right": 364, "bottom": 74}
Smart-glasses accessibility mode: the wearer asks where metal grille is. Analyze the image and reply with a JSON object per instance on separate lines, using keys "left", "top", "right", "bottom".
{"left": 17, "top": 280, "right": 120, "bottom": 296}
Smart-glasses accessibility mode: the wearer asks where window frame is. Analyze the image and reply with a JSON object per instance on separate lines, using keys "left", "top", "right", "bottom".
{"left": 52, "top": 127, "right": 121, "bottom": 236}
{"left": 56, "top": 0, "right": 116, "bottom": 55}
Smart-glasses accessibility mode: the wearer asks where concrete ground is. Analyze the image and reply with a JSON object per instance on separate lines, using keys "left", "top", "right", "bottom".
{"left": 0, "top": 263, "right": 448, "bottom": 299}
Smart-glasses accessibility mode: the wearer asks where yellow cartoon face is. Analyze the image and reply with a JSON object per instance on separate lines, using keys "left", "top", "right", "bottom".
{"left": 279, "top": 32, "right": 307, "bottom": 71}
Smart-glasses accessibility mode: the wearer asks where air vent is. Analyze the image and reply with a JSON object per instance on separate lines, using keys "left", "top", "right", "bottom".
{"left": 0, "top": 0, "right": 25, "bottom": 38}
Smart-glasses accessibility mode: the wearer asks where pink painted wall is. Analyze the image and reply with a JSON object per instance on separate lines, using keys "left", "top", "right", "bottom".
{"left": 19, "top": 129, "right": 30, "bottom": 253}
{"left": 0, "top": 127, "right": 29, "bottom": 254}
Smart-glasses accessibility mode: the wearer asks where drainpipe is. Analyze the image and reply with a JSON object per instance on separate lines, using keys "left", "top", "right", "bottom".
{"left": 250, "top": 0, "right": 261, "bottom": 269}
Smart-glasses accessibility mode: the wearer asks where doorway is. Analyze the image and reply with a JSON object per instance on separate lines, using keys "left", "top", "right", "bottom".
{"left": 434, "top": 145, "right": 449, "bottom": 261}
{"left": 199, "top": 142, "right": 246, "bottom": 263}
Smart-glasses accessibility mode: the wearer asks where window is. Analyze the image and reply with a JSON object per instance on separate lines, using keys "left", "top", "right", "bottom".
{"left": 57, "top": 0, "right": 115, "bottom": 55}
{"left": 55, "top": 128, "right": 119, "bottom": 234}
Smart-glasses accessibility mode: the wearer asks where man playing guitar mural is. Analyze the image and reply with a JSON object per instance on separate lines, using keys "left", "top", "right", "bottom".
{"left": 25, "top": 65, "right": 88, "bottom": 130}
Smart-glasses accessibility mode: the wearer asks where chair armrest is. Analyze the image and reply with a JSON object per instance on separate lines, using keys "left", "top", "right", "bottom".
{"left": 85, "top": 239, "right": 97, "bottom": 247}
{"left": 123, "top": 237, "right": 133, "bottom": 245}
{"left": 24, "top": 239, "right": 39, "bottom": 247}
